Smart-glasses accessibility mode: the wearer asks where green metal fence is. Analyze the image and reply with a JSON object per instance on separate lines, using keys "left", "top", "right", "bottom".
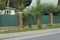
{"left": 0, "top": 15, "right": 60, "bottom": 27}
{"left": 23, "top": 15, "right": 60, "bottom": 26}
{"left": 41, "top": 15, "right": 50, "bottom": 24}
{"left": 0, "top": 15, "right": 19, "bottom": 27}
{"left": 53, "top": 16, "right": 60, "bottom": 23}
{"left": 23, "top": 15, "right": 50, "bottom": 25}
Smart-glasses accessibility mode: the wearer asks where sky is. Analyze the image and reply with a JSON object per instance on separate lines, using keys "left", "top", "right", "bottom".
{"left": 30, "top": 0, "right": 58, "bottom": 6}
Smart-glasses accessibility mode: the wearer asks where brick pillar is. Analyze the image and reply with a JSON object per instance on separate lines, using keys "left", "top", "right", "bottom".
{"left": 50, "top": 13, "right": 53, "bottom": 26}
{"left": 18, "top": 12, "right": 23, "bottom": 28}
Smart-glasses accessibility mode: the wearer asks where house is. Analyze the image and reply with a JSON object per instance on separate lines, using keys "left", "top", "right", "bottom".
{"left": 0, "top": 10, "right": 5, "bottom": 15}
{"left": 0, "top": 7, "right": 16, "bottom": 15}
{"left": 5, "top": 7, "right": 16, "bottom": 15}
{"left": 30, "top": 0, "right": 58, "bottom": 7}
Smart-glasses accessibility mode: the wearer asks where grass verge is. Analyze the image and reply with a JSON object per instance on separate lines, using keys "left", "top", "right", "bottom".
{"left": 0, "top": 25, "right": 60, "bottom": 34}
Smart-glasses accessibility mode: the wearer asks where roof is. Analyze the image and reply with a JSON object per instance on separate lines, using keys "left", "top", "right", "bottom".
{"left": 5, "top": 7, "right": 16, "bottom": 10}
{"left": 4, "top": 7, "right": 20, "bottom": 12}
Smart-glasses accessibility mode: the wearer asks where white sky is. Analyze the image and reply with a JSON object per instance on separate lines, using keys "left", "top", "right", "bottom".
{"left": 30, "top": 0, "right": 58, "bottom": 6}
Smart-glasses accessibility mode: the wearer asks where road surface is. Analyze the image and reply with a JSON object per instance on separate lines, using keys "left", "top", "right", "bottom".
{"left": 4, "top": 31, "right": 60, "bottom": 40}
{"left": 23, "top": 32, "right": 60, "bottom": 40}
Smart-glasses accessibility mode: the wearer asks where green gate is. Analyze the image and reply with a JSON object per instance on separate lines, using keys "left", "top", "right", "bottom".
{"left": 0, "top": 15, "right": 19, "bottom": 27}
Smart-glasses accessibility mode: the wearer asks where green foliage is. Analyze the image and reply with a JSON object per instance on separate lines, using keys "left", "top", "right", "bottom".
{"left": 30, "top": 0, "right": 44, "bottom": 28}
{"left": 23, "top": 9, "right": 32, "bottom": 28}
{"left": 31, "top": 0, "right": 44, "bottom": 18}
{"left": 22, "top": 0, "right": 32, "bottom": 6}
{"left": 10, "top": 0, "right": 24, "bottom": 11}
{"left": 0, "top": 0, "right": 6, "bottom": 10}
{"left": 53, "top": 5, "right": 60, "bottom": 15}
{"left": 42, "top": 4, "right": 57, "bottom": 15}
{"left": 0, "top": 0, "right": 32, "bottom": 11}
{"left": 10, "top": 0, "right": 32, "bottom": 11}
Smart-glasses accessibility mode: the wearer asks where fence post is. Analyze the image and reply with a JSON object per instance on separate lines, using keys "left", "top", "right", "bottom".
{"left": 18, "top": 12, "right": 23, "bottom": 29}
{"left": 50, "top": 13, "right": 53, "bottom": 26}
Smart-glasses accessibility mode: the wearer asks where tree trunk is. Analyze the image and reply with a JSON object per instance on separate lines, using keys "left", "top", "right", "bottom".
{"left": 58, "top": 0, "right": 60, "bottom": 5}
{"left": 50, "top": 13, "right": 53, "bottom": 26}
{"left": 7, "top": 0, "right": 10, "bottom": 7}
{"left": 36, "top": 17, "right": 41, "bottom": 28}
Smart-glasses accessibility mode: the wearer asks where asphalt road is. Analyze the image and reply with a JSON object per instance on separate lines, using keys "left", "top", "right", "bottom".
{"left": 22, "top": 33, "right": 60, "bottom": 40}
{"left": 4, "top": 31, "right": 60, "bottom": 40}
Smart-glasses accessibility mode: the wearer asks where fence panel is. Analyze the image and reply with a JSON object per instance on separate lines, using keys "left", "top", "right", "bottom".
{"left": 0, "top": 15, "right": 19, "bottom": 27}
{"left": 41, "top": 15, "right": 50, "bottom": 24}
{"left": 53, "top": 16, "right": 60, "bottom": 23}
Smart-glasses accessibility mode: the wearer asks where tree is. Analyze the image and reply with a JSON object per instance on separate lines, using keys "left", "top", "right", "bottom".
{"left": 22, "top": 0, "right": 32, "bottom": 6}
{"left": 23, "top": 8, "right": 32, "bottom": 29}
{"left": 10, "top": 0, "right": 32, "bottom": 11}
{"left": 53, "top": 5, "right": 60, "bottom": 16}
{"left": 31, "top": 0, "right": 44, "bottom": 28}
{"left": 58, "top": 0, "right": 60, "bottom": 5}
{"left": 43, "top": 4, "right": 56, "bottom": 26}
{"left": 43, "top": 4, "right": 56, "bottom": 15}
{"left": 0, "top": 0, "right": 32, "bottom": 11}
{"left": 0, "top": 0, "right": 6, "bottom": 10}
{"left": 7, "top": 0, "right": 10, "bottom": 7}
